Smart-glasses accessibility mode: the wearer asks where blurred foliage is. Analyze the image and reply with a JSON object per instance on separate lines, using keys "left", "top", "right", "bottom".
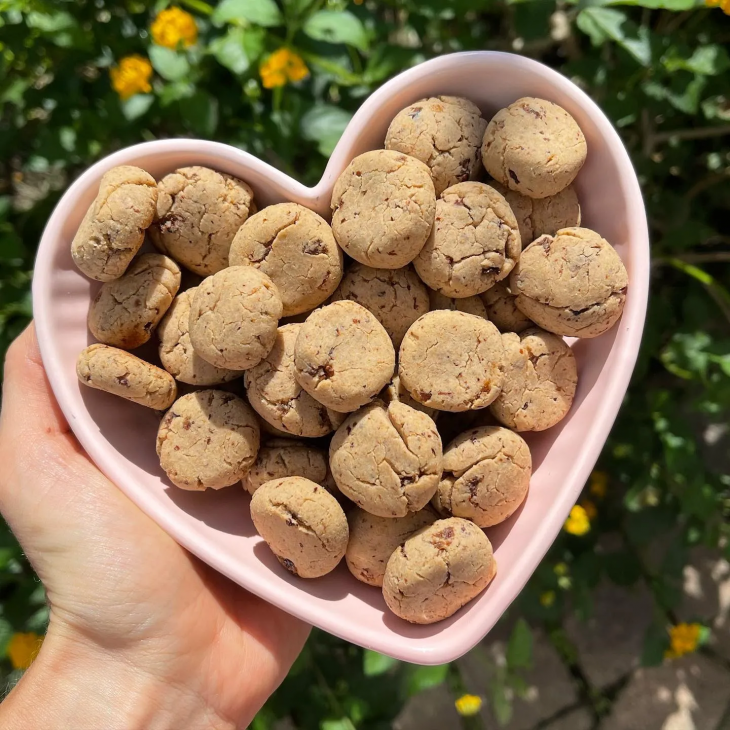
{"left": 1, "top": 0, "right": 730, "bottom": 726}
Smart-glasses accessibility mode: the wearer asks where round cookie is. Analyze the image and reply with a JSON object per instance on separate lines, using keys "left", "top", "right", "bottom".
{"left": 189, "top": 266, "right": 282, "bottom": 370}
{"left": 399, "top": 310, "right": 505, "bottom": 412}
{"left": 346, "top": 508, "right": 438, "bottom": 587}
{"left": 428, "top": 290, "right": 488, "bottom": 319}
{"left": 245, "top": 324, "right": 343, "bottom": 437}
{"left": 250, "top": 476, "right": 348, "bottom": 578}
{"left": 242, "top": 440, "right": 328, "bottom": 495}
{"left": 71, "top": 166, "right": 158, "bottom": 282}
{"left": 381, "top": 374, "right": 439, "bottom": 420}
{"left": 482, "top": 97, "right": 587, "bottom": 199}
{"left": 480, "top": 281, "right": 533, "bottom": 333}
{"left": 490, "top": 328, "right": 578, "bottom": 431}
{"left": 330, "top": 150, "right": 436, "bottom": 269}
{"left": 294, "top": 300, "right": 395, "bottom": 413}
{"left": 157, "top": 288, "right": 243, "bottom": 386}
{"left": 88, "top": 253, "right": 181, "bottom": 349}
{"left": 329, "top": 400, "right": 442, "bottom": 518}
{"left": 382, "top": 517, "right": 497, "bottom": 624}
{"left": 229, "top": 203, "right": 343, "bottom": 316}
{"left": 413, "top": 182, "right": 521, "bottom": 298}
{"left": 433, "top": 426, "right": 531, "bottom": 528}
{"left": 491, "top": 181, "right": 581, "bottom": 246}
{"left": 77, "top": 344, "right": 177, "bottom": 410}
{"left": 385, "top": 96, "right": 488, "bottom": 195}
{"left": 510, "top": 227, "right": 628, "bottom": 338}
{"left": 149, "top": 166, "right": 255, "bottom": 276}
{"left": 331, "top": 263, "right": 429, "bottom": 349}
{"left": 156, "top": 390, "right": 260, "bottom": 490}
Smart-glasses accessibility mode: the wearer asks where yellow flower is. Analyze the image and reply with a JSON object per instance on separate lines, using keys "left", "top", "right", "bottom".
{"left": 455, "top": 694, "right": 483, "bottom": 716}
{"left": 706, "top": 0, "right": 730, "bottom": 13}
{"left": 110, "top": 55, "right": 153, "bottom": 100}
{"left": 260, "top": 48, "right": 309, "bottom": 89}
{"left": 554, "top": 562, "right": 569, "bottom": 577}
{"left": 564, "top": 505, "right": 590, "bottom": 536}
{"left": 580, "top": 499, "right": 598, "bottom": 521}
{"left": 540, "top": 590, "right": 556, "bottom": 607}
{"left": 589, "top": 471, "right": 608, "bottom": 499}
{"left": 665, "top": 623, "right": 701, "bottom": 660}
{"left": 151, "top": 7, "right": 198, "bottom": 49}
{"left": 7, "top": 632, "right": 43, "bottom": 670}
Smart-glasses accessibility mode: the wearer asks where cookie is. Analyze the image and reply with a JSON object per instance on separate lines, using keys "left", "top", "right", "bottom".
{"left": 330, "top": 150, "right": 436, "bottom": 269}
{"left": 156, "top": 390, "right": 260, "bottom": 490}
{"left": 329, "top": 400, "right": 442, "bottom": 518}
{"left": 242, "top": 439, "right": 327, "bottom": 495}
{"left": 428, "top": 290, "right": 488, "bottom": 319}
{"left": 491, "top": 182, "right": 581, "bottom": 246}
{"left": 229, "top": 203, "right": 343, "bottom": 316}
{"left": 399, "top": 310, "right": 505, "bottom": 412}
{"left": 385, "top": 96, "right": 488, "bottom": 195}
{"left": 250, "top": 476, "right": 348, "bottom": 578}
{"left": 294, "top": 300, "right": 395, "bottom": 413}
{"left": 382, "top": 517, "right": 497, "bottom": 624}
{"left": 71, "top": 166, "right": 158, "bottom": 282}
{"left": 482, "top": 97, "right": 587, "bottom": 199}
{"left": 77, "top": 343, "right": 177, "bottom": 410}
{"left": 157, "top": 288, "right": 243, "bottom": 386}
{"left": 245, "top": 323, "right": 343, "bottom": 437}
{"left": 346, "top": 507, "right": 438, "bottom": 587}
{"left": 331, "top": 263, "right": 429, "bottom": 349}
{"left": 189, "top": 266, "right": 283, "bottom": 370}
{"left": 380, "top": 374, "right": 439, "bottom": 421}
{"left": 88, "top": 253, "right": 181, "bottom": 349}
{"left": 490, "top": 328, "right": 578, "bottom": 431}
{"left": 510, "top": 227, "right": 628, "bottom": 338}
{"left": 149, "top": 166, "right": 254, "bottom": 276}
{"left": 480, "top": 281, "right": 532, "bottom": 333}
{"left": 433, "top": 426, "right": 531, "bottom": 528}
{"left": 413, "top": 182, "right": 521, "bottom": 298}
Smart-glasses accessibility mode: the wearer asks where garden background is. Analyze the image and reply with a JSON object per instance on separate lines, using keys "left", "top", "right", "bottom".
{"left": 1, "top": 0, "right": 729, "bottom": 728}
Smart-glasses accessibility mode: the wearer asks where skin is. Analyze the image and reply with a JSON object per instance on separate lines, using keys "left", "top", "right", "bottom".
{"left": 0, "top": 325, "right": 309, "bottom": 729}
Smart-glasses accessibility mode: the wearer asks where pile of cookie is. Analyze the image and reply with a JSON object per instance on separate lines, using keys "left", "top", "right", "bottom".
{"left": 72, "top": 95, "right": 628, "bottom": 625}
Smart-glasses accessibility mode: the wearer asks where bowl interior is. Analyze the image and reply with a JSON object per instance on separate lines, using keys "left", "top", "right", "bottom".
{"left": 33, "top": 52, "right": 649, "bottom": 665}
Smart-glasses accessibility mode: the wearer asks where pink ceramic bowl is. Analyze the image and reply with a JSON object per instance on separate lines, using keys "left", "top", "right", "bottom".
{"left": 33, "top": 52, "right": 649, "bottom": 665}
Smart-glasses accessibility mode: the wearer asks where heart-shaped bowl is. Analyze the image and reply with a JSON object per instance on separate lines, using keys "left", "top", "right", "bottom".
{"left": 33, "top": 51, "right": 649, "bottom": 665}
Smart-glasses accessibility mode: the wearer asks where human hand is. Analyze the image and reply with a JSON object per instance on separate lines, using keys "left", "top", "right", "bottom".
{"left": 0, "top": 324, "right": 310, "bottom": 730}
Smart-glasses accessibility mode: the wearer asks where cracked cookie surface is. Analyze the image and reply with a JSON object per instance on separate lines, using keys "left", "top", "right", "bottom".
{"left": 329, "top": 400, "right": 442, "bottom": 518}
{"left": 510, "top": 227, "right": 628, "bottom": 338}
{"left": 156, "top": 390, "right": 260, "bottom": 490}
{"left": 381, "top": 374, "right": 439, "bottom": 420}
{"left": 346, "top": 507, "right": 438, "bottom": 587}
{"left": 242, "top": 439, "right": 328, "bottom": 495}
{"left": 382, "top": 517, "right": 497, "bottom": 624}
{"left": 189, "top": 266, "right": 282, "bottom": 370}
{"left": 482, "top": 97, "right": 587, "bottom": 199}
{"left": 385, "top": 96, "right": 487, "bottom": 195}
{"left": 399, "top": 310, "right": 505, "bottom": 412}
{"left": 480, "top": 280, "right": 533, "bottom": 333}
{"left": 250, "top": 476, "right": 348, "bottom": 578}
{"left": 433, "top": 426, "right": 531, "bottom": 528}
{"left": 414, "top": 182, "right": 521, "bottom": 298}
{"left": 71, "top": 166, "right": 158, "bottom": 282}
{"left": 245, "top": 323, "right": 343, "bottom": 437}
{"left": 294, "top": 300, "right": 395, "bottom": 413}
{"left": 490, "top": 328, "right": 578, "bottom": 431}
{"left": 77, "top": 343, "right": 177, "bottom": 410}
{"left": 229, "top": 203, "right": 343, "bottom": 316}
{"left": 149, "top": 166, "right": 254, "bottom": 276}
{"left": 88, "top": 253, "right": 181, "bottom": 349}
{"left": 331, "top": 263, "right": 429, "bottom": 349}
{"left": 330, "top": 150, "right": 435, "bottom": 269}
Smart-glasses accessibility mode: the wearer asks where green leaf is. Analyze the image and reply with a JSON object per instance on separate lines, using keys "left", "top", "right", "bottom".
{"left": 406, "top": 664, "right": 449, "bottom": 695}
{"left": 320, "top": 720, "right": 355, "bottom": 730}
{"left": 212, "top": 0, "right": 284, "bottom": 27}
{"left": 210, "top": 26, "right": 264, "bottom": 74}
{"left": 121, "top": 94, "right": 154, "bottom": 121}
{"left": 149, "top": 45, "right": 190, "bottom": 81}
{"left": 576, "top": 7, "right": 651, "bottom": 66}
{"left": 641, "top": 623, "right": 668, "bottom": 667}
{"left": 180, "top": 91, "right": 219, "bottom": 135}
{"left": 303, "top": 10, "right": 369, "bottom": 52}
{"left": 490, "top": 678, "right": 513, "bottom": 726}
{"left": 158, "top": 81, "right": 196, "bottom": 106}
{"left": 300, "top": 104, "right": 353, "bottom": 156}
{"left": 663, "top": 45, "right": 730, "bottom": 76}
{"left": 283, "top": 0, "right": 318, "bottom": 15}
{"left": 0, "top": 618, "right": 12, "bottom": 656}
{"left": 363, "top": 649, "right": 398, "bottom": 676}
{"left": 506, "top": 619, "right": 533, "bottom": 670}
